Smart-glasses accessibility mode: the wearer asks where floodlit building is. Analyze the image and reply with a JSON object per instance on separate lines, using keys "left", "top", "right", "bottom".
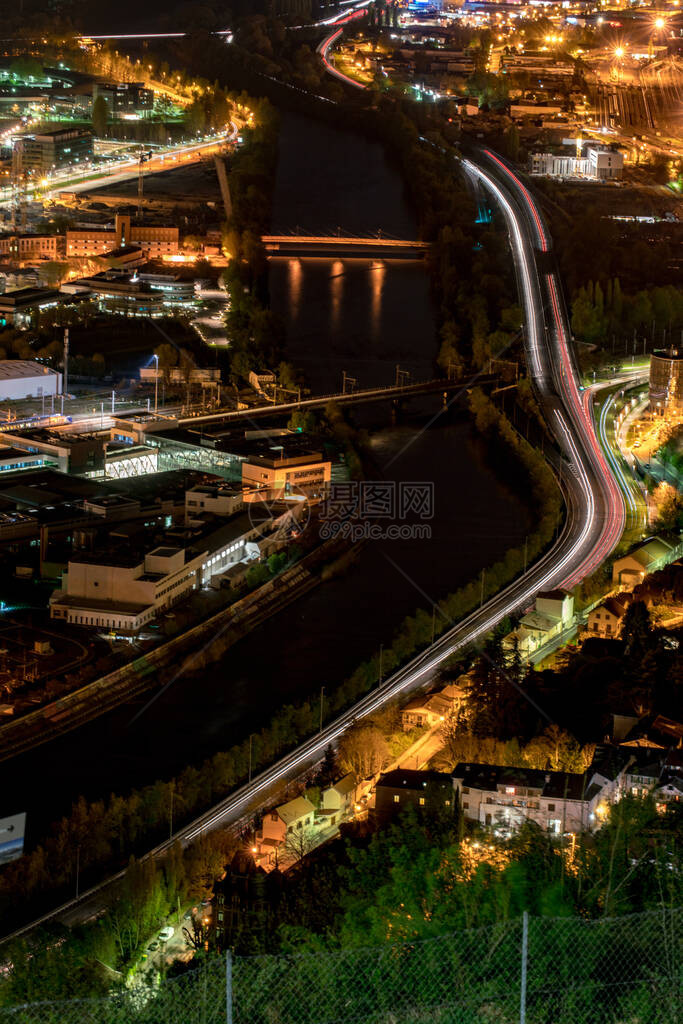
{"left": 649, "top": 348, "right": 683, "bottom": 413}
{"left": 503, "top": 589, "right": 575, "bottom": 660}
{"left": 260, "top": 796, "right": 316, "bottom": 851}
{"left": 66, "top": 214, "right": 179, "bottom": 259}
{"left": 49, "top": 512, "right": 261, "bottom": 630}
{"left": 13, "top": 127, "right": 93, "bottom": 177}
{"left": 400, "top": 682, "right": 464, "bottom": 731}
{"left": 529, "top": 145, "right": 623, "bottom": 181}
{"left": 242, "top": 447, "right": 331, "bottom": 498}
{"left": 50, "top": 544, "right": 205, "bottom": 631}
{"left": 0, "top": 361, "right": 62, "bottom": 401}
{"left": 320, "top": 774, "right": 357, "bottom": 824}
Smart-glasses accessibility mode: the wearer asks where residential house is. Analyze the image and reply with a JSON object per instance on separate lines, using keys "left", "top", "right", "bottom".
{"left": 503, "top": 589, "right": 575, "bottom": 660}
{"left": 654, "top": 774, "right": 683, "bottom": 811}
{"left": 374, "top": 769, "right": 453, "bottom": 826}
{"left": 612, "top": 536, "right": 681, "bottom": 588}
{"left": 453, "top": 762, "right": 598, "bottom": 835}
{"left": 586, "top": 596, "right": 629, "bottom": 639}
{"left": 584, "top": 745, "right": 683, "bottom": 818}
{"left": 260, "top": 795, "right": 316, "bottom": 853}
{"left": 320, "top": 773, "right": 357, "bottom": 826}
{"left": 400, "top": 682, "right": 464, "bottom": 731}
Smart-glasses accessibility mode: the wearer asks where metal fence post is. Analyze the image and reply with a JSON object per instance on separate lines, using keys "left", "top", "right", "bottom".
{"left": 226, "top": 949, "right": 233, "bottom": 1024}
{"left": 520, "top": 911, "right": 528, "bottom": 1024}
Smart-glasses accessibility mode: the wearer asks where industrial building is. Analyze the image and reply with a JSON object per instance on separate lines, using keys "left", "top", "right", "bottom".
{"left": 12, "top": 127, "right": 93, "bottom": 177}
{"left": 529, "top": 144, "right": 624, "bottom": 181}
{"left": 242, "top": 445, "right": 331, "bottom": 498}
{"left": 0, "top": 427, "right": 102, "bottom": 474}
{"left": 649, "top": 348, "right": 683, "bottom": 413}
{"left": 0, "top": 361, "right": 62, "bottom": 402}
{"left": 49, "top": 513, "right": 262, "bottom": 631}
{"left": 0, "top": 288, "right": 62, "bottom": 327}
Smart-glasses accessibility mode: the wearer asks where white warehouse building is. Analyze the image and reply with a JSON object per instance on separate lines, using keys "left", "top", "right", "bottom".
{"left": 529, "top": 145, "right": 624, "bottom": 181}
{"left": 0, "top": 361, "right": 62, "bottom": 401}
{"left": 49, "top": 515, "right": 262, "bottom": 632}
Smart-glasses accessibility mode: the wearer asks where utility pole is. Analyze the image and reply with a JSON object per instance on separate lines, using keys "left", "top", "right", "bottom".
{"left": 111, "top": 390, "right": 115, "bottom": 414}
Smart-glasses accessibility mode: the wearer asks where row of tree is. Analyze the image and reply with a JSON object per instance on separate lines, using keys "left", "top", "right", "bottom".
{"left": 220, "top": 98, "right": 285, "bottom": 383}
{"left": 571, "top": 281, "right": 683, "bottom": 347}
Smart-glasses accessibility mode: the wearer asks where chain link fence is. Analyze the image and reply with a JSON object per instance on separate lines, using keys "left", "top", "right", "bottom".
{"left": 1, "top": 909, "right": 680, "bottom": 1023}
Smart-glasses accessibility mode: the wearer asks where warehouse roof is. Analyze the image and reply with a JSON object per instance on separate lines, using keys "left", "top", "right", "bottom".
{"left": 0, "top": 360, "right": 59, "bottom": 379}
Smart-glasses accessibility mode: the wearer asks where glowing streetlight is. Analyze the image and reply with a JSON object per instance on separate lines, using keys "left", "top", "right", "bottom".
{"left": 655, "top": 16, "right": 665, "bottom": 29}
{"left": 614, "top": 47, "right": 624, "bottom": 58}
{"left": 152, "top": 353, "right": 159, "bottom": 416}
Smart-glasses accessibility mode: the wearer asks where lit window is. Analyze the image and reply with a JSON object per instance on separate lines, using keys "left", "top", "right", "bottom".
{"left": 393, "top": 795, "right": 400, "bottom": 804}
{"left": 419, "top": 797, "right": 425, "bottom": 806}
{"left": 505, "top": 787, "right": 515, "bottom": 794}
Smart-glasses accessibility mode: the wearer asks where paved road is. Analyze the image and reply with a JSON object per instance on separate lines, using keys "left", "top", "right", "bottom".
{"left": 0, "top": 125, "right": 238, "bottom": 208}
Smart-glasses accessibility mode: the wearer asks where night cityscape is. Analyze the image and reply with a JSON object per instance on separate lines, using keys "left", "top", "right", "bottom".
{"left": 0, "top": 0, "right": 681, "bottom": 1020}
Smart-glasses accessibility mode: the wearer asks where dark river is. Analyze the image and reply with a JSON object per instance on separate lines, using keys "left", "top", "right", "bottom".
{"left": 0, "top": 114, "right": 532, "bottom": 845}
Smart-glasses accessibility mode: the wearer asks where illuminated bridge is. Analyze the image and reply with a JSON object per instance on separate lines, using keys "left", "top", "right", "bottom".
{"left": 262, "top": 234, "right": 430, "bottom": 259}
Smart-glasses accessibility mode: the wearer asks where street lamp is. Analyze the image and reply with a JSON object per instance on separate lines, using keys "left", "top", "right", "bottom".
{"left": 153, "top": 352, "right": 159, "bottom": 416}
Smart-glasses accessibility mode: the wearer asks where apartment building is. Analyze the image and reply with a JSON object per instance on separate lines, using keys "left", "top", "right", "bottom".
{"left": 0, "top": 234, "right": 61, "bottom": 263}
{"left": 453, "top": 763, "right": 599, "bottom": 835}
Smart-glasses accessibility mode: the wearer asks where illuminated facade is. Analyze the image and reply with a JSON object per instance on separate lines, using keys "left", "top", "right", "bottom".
{"left": 12, "top": 127, "right": 93, "bottom": 177}
{"left": 649, "top": 348, "right": 683, "bottom": 413}
{"left": 0, "top": 234, "right": 61, "bottom": 262}
{"left": 66, "top": 214, "right": 179, "bottom": 259}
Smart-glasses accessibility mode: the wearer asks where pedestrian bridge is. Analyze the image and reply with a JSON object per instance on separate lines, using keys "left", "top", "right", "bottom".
{"left": 261, "top": 234, "right": 430, "bottom": 259}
